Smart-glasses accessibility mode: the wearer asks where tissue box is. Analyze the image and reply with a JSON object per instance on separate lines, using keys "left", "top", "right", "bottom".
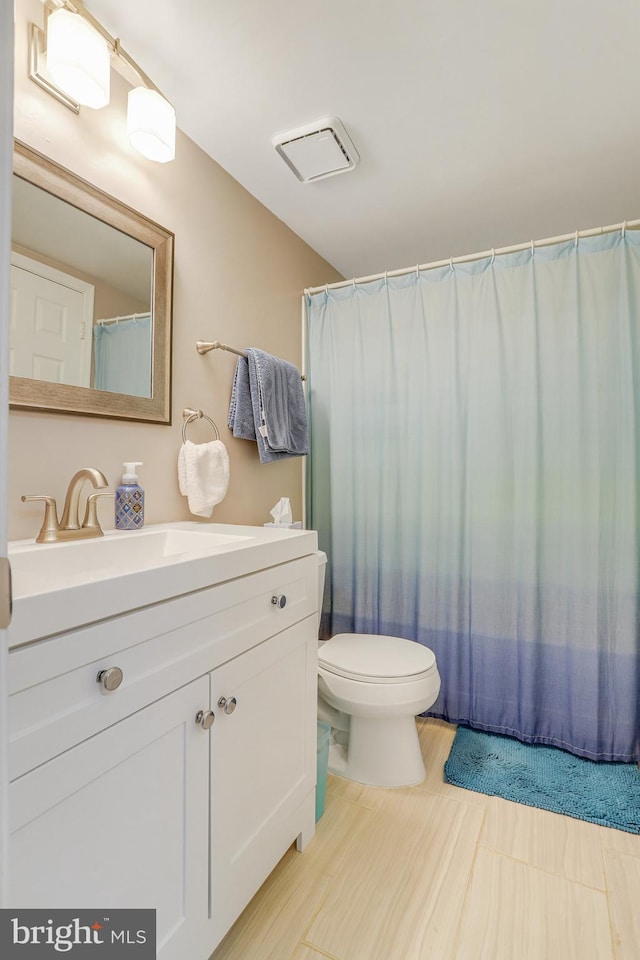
{"left": 263, "top": 521, "right": 303, "bottom": 529}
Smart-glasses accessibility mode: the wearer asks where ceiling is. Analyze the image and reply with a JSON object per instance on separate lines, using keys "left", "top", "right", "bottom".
{"left": 89, "top": 0, "right": 640, "bottom": 280}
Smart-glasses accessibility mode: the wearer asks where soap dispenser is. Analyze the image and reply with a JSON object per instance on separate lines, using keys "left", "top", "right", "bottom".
{"left": 115, "top": 462, "right": 144, "bottom": 530}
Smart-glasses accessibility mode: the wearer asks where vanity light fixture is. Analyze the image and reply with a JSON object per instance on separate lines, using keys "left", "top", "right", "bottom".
{"left": 29, "top": 0, "right": 177, "bottom": 163}
{"left": 46, "top": 7, "right": 110, "bottom": 109}
{"left": 127, "top": 87, "right": 176, "bottom": 164}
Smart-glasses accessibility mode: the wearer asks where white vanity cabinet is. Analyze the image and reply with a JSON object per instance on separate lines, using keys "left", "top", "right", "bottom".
{"left": 9, "top": 677, "right": 212, "bottom": 959}
{"left": 7, "top": 551, "right": 318, "bottom": 960}
{"left": 209, "top": 616, "right": 317, "bottom": 943}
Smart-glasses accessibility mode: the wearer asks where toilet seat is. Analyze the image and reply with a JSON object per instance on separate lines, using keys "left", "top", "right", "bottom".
{"left": 318, "top": 633, "right": 436, "bottom": 684}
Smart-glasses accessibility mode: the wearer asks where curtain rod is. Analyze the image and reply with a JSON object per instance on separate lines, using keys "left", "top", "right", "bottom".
{"left": 95, "top": 312, "right": 151, "bottom": 326}
{"left": 305, "top": 217, "right": 640, "bottom": 296}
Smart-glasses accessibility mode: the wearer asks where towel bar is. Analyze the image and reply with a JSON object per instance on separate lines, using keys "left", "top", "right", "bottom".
{"left": 196, "top": 340, "right": 306, "bottom": 380}
{"left": 196, "top": 340, "right": 245, "bottom": 358}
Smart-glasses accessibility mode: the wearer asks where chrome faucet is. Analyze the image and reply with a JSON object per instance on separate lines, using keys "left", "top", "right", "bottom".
{"left": 22, "top": 468, "right": 113, "bottom": 543}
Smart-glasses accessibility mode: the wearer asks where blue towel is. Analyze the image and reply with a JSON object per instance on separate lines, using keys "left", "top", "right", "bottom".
{"left": 228, "top": 349, "right": 308, "bottom": 463}
{"left": 227, "top": 357, "right": 256, "bottom": 440}
{"left": 248, "top": 348, "right": 308, "bottom": 461}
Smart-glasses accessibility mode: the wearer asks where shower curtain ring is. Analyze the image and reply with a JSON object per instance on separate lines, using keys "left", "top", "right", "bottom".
{"left": 531, "top": 239, "right": 535, "bottom": 257}
{"left": 449, "top": 257, "right": 454, "bottom": 272}
{"left": 490, "top": 248, "right": 495, "bottom": 265}
{"left": 622, "top": 221, "right": 627, "bottom": 238}
{"left": 574, "top": 230, "right": 579, "bottom": 248}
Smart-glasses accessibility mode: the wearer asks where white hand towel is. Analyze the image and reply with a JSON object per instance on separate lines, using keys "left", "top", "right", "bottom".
{"left": 178, "top": 444, "right": 188, "bottom": 496}
{"left": 178, "top": 440, "right": 230, "bottom": 518}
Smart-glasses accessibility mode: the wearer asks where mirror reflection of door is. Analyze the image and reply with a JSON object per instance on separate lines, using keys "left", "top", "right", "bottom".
{"left": 10, "top": 252, "right": 94, "bottom": 387}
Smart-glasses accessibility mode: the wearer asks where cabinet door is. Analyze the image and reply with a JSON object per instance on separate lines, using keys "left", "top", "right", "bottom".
{"left": 9, "top": 677, "right": 211, "bottom": 960}
{"left": 210, "top": 616, "right": 317, "bottom": 941}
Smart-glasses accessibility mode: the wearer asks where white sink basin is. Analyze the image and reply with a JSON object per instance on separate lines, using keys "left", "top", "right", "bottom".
{"left": 8, "top": 521, "right": 318, "bottom": 648}
{"left": 10, "top": 527, "right": 252, "bottom": 596}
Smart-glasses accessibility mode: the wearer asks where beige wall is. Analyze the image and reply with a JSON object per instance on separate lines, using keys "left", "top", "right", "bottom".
{"left": 10, "top": 0, "right": 342, "bottom": 541}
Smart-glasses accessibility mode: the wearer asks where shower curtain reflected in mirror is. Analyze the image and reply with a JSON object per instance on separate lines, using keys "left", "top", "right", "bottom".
{"left": 306, "top": 231, "right": 640, "bottom": 762}
{"left": 93, "top": 314, "right": 152, "bottom": 398}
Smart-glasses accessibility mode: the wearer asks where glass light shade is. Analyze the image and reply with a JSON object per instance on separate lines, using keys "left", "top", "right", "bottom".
{"left": 127, "top": 88, "right": 176, "bottom": 163}
{"left": 47, "top": 9, "right": 110, "bottom": 109}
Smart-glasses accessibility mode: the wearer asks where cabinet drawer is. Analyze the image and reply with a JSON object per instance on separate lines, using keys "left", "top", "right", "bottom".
{"left": 9, "top": 554, "right": 317, "bottom": 779}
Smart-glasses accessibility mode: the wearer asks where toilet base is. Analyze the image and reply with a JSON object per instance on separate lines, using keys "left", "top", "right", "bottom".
{"left": 327, "top": 714, "right": 426, "bottom": 788}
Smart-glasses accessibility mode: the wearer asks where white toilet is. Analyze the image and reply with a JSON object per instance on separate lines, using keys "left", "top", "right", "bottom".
{"left": 315, "top": 553, "right": 441, "bottom": 787}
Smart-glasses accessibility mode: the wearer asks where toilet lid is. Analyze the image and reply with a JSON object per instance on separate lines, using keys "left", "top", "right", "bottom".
{"left": 318, "top": 633, "right": 436, "bottom": 683}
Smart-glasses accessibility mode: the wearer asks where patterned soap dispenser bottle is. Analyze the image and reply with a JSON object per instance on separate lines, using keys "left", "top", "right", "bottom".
{"left": 115, "top": 462, "right": 144, "bottom": 530}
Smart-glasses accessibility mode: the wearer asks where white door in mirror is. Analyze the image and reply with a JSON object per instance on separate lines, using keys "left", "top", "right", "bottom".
{"left": 10, "top": 258, "right": 93, "bottom": 387}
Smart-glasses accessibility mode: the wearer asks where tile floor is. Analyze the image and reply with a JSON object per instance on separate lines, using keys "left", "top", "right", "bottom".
{"left": 211, "top": 718, "right": 640, "bottom": 960}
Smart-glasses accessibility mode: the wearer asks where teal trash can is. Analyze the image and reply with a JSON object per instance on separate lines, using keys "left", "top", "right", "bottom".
{"left": 316, "top": 720, "right": 331, "bottom": 821}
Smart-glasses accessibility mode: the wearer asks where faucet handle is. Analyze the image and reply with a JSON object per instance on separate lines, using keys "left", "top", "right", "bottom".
{"left": 21, "top": 495, "right": 60, "bottom": 544}
{"left": 82, "top": 492, "right": 114, "bottom": 533}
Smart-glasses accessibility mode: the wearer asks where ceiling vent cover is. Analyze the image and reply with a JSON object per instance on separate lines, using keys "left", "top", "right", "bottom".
{"left": 272, "top": 117, "right": 359, "bottom": 182}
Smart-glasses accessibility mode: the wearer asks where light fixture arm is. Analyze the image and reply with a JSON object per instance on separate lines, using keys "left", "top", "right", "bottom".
{"left": 111, "top": 39, "right": 162, "bottom": 98}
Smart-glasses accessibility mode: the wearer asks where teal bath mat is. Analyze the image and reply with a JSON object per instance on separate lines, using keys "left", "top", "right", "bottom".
{"left": 444, "top": 726, "right": 640, "bottom": 834}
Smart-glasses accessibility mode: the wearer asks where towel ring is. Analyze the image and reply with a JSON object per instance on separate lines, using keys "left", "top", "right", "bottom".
{"left": 182, "top": 408, "right": 220, "bottom": 443}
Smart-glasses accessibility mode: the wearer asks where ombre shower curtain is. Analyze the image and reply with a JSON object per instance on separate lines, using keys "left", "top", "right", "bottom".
{"left": 306, "top": 231, "right": 640, "bottom": 762}
{"left": 93, "top": 315, "right": 152, "bottom": 397}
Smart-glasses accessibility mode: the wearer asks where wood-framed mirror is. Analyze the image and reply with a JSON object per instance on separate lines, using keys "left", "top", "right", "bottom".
{"left": 10, "top": 140, "right": 173, "bottom": 423}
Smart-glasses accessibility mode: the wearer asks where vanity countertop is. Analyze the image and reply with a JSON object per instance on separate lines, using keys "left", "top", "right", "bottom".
{"left": 8, "top": 521, "right": 318, "bottom": 649}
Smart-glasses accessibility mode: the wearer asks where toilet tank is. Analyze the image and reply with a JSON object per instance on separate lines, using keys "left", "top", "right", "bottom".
{"left": 315, "top": 551, "right": 327, "bottom": 631}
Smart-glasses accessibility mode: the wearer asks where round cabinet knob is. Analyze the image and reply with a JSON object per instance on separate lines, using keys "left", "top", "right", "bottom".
{"left": 96, "top": 667, "right": 123, "bottom": 692}
{"left": 196, "top": 710, "right": 215, "bottom": 730}
{"left": 218, "top": 696, "right": 238, "bottom": 715}
{"left": 271, "top": 594, "right": 287, "bottom": 608}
